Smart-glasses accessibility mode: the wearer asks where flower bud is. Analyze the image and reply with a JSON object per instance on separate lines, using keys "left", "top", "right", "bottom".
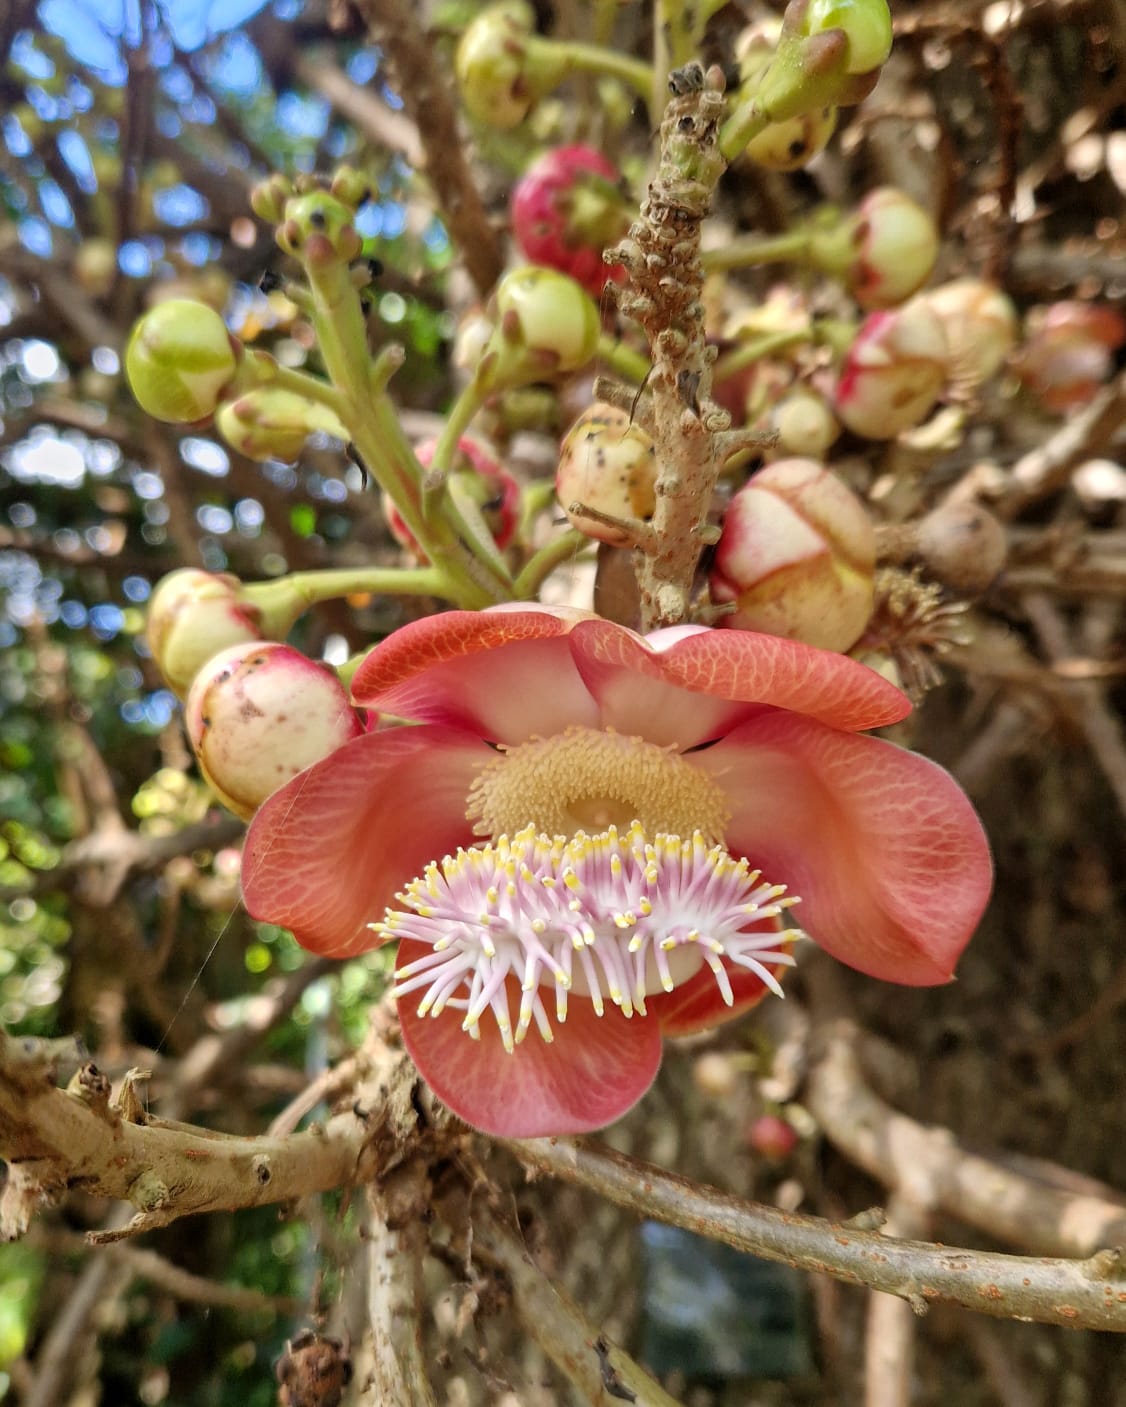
{"left": 510, "top": 145, "right": 631, "bottom": 298}
{"left": 483, "top": 267, "right": 600, "bottom": 390}
{"left": 456, "top": 2, "right": 559, "bottom": 129}
{"left": 185, "top": 642, "right": 364, "bottom": 819}
{"left": 922, "top": 278, "right": 1018, "bottom": 392}
{"left": 1013, "top": 301, "right": 1126, "bottom": 412}
{"left": 147, "top": 569, "right": 265, "bottom": 696}
{"left": 693, "top": 1052, "right": 739, "bottom": 1098}
{"left": 745, "top": 1113, "right": 798, "bottom": 1161}
{"left": 769, "top": 386, "right": 839, "bottom": 458}
{"left": 125, "top": 299, "right": 238, "bottom": 424}
{"left": 329, "top": 164, "right": 373, "bottom": 209}
{"left": 745, "top": 107, "right": 838, "bottom": 171}
{"left": 276, "top": 192, "right": 363, "bottom": 266}
{"left": 711, "top": 458, "right": 875, "bottom": 651}
{"left": 810, "top": 188, "right": 938, "bottom": 310}
{"left": 556, "top": 403, "right": 657, "bottom": 545}
{"left": 834, "top": 300, "right": 949, "bottom": 439}
{"left": 915, "top": 501, "right": 1007, "bottom": 593}
{"left": 802, "top": 0, "right": 893, "bottom": 75}
{"left": 755, "top": 0, "right": 892, "bottom": 122}
{"left": 384, "top": 437, "right": 520, "bottom": 554}
{"left": 215, "top": 388, "right": 349, "bottom": 464}
{"left": 250, "top": 173, "right": 294, "bottom": 224}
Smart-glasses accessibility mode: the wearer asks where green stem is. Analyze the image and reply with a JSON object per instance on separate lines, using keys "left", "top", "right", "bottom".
{"left": 426, "top": 372, "right": 491, "bottom": 492}
{"left": 711, "top": 328, "right": 812, "bottom": 385}
{"left": 597, "top": 333, "right": 651, "bottom": 385}
{"left": 279, "top": 565, "right": 451, "bottom": 604}
{"left": 701, "top": 229, "right": 812, "bottom": 274}
{"left": 548, "top": 39, "right": 654, "bottom": 103}
{"left": 719, "top": 97, "right": 771, "bottom": 161}
{"left": 518, "top": 480, "right": 559, "bottom": 541}
{"left": 513, "top": 530, "right": 591, "bottom": 599}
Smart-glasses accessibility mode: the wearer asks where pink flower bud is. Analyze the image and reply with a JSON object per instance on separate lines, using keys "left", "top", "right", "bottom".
{"left": 922, "top": 278, "right": 1018, "bottom": 392}
{"left": 834, "top": 300, "right": 949, "bottom": 439}
{"left": 146, "top": 569, "right": 265, "bottom": 697}
{"left": 511, "top": 145, "right": 631, "bottom": 298}
{"left": 384, "top": 437, "right": 520, "bottom": 554}
{"left": 745, "top": 1113, "right": 798, "bottom": 1161}
{"left": 556, "top": 403, "right": 657, "bottom": 545}
{"left": 186, "top": 642, "right": 364, "bottom": 820}
{"left": 711, "top": 458, "right": 875, "bottom": 652}
{"left": 1013, "top": 301, "right": 1126, "bottom": 412}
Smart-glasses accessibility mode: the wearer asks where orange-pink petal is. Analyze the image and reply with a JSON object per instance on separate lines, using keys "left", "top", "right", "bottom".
{"left": 693, "top": 713, "right": 992, "bottom": 985}
{"left": 351, "top": 609, "right": 600, "bottom": 743}
{"left": 569, "top": 619, "right": 911, "bottom": 747}
{"left": 241, "top": 727, "right": 487, "bottom": 956}
{"left": 397, "top": 952, "right": 663, "bottom": 1136}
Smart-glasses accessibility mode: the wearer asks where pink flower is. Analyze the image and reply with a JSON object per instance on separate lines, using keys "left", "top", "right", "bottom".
{"left": 242, "top": 608, "right": 991, "bottom": 1137}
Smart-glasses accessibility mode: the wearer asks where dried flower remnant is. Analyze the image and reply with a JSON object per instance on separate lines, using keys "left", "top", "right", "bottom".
{"left": 243, "top": 609, "right": 991, "bottom": 1136}
{"left": 854, "top": 568, "right": 972, "bottom": 700}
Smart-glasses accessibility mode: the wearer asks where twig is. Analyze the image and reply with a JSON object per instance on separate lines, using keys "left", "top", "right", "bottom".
{"left": 499, "top": 1135, "right": 1126, "bottom": 1330}
{"left": 864, "top": 1194, "right": 931, "bottom": 1407}
{"left": 30, "top": 1226, "right": 303, "bottom": 1313}
{"left": 366, "top": 1167, "right": 438, "bottom": 1407}
{"left": 469, "top": 1206, "right": 684, "bottom": 1407}
{"left": 805, "top": 1020, "right": 1126, "bottom": 1259}
{"left": 349, "top": 0, "right": 505, "bottom": 297}
{"left": 292, "top": 50, "right": 424, "bottom": 167}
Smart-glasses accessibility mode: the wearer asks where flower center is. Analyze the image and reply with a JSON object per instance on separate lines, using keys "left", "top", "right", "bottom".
{"left": 466, "top": 725, "right": 730, "bottom": 842}
{"left": 375, "top": 822, "right": 802, "bottom": 1053}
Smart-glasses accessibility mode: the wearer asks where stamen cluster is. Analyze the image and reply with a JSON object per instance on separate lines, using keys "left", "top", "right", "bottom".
{"left": 376, "top": 822, "right": 802, "bottom": 1053}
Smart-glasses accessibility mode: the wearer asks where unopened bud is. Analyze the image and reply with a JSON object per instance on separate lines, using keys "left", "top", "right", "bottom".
{"left": 456, "top": 2, "right": 560, "bottom": 129}
{"left": 915, "top": 501, "right": 1007, "bottom": 593}
{"left": 215, "top": 388, "right": 348, "bottom": 463}
{"left": 922, "top": 278, "right": 1017, "bottom": 391}
{"left": 711, "top": 458, "right": 875, "bottom": 651}
{"left": 811, "top": 188, "right": 938, "bottom": 310}
{"left": 745, "top": 1113, "right": 798, "bottom": 1161}
{"left": 745, "top": 107, "right": 838, "bottom": 170}
{"left": 384, "top": 437, "right": 520, "bottom": 554}
{"left": 329, "top": 164, "right": 372, "bottom": 209}
{"left": 250, "top": 174, "right": 294, "bottom": 224}
{"left": 125, "top": 299, "right": 238, "bottom": 424}
{"left": 834, "top": 300, "right": 949, "bottom": 439}
{"left": 693, "top": 1052, "right": 740, "bottom": 1098}
{"left": 556, "top": 404, "right": 657, "bottom": 545}
{"left": 276, "top": 192, "right": 363, "bottom": 265}
{"left": 770, "top": 386, "right": 839, "bottom": 458}
{"left": 802, "top": 0, "right": 893, "bottom": 75}
{"left": 1013, "top": 301, "right": 1126, "bottom": 413}
{"left": 185, "top": 642, "right": 364, "bottom": 819}
{"left": 147, "top": 569, "right": 265, "bottom": 696}
{"left": 483, "top": 267, "right": 600, "bottom": 390}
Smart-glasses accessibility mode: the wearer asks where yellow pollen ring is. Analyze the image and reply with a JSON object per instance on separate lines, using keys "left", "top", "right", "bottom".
{"left": 466, "top": 725, "right": 730, "bottom": 843}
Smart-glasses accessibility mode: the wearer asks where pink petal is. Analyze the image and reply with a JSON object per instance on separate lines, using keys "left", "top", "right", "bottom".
{"left": 242, "top": 727, "right": 487, "bottom": 957}
{"left": 694, "top": 713, "right": 992, "bottom": 985}
{"left": 397, "top": 951, "right": 663, "bottom": 1136}
{"left": 650, "top": 957, "right": 782, "bottom": 1038}
{"left": 351, "top": 609, "right": 600, "bottom": 742}
{"left": 569, "top": 619, "right": 911, "bottom": 748}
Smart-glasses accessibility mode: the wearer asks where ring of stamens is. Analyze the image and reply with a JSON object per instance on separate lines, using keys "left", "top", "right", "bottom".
{"left": 466, "top": 725, "right": 731, "bottom": 842}
{"left": 375, "top": 822, "right": 803, "bottom": 1053}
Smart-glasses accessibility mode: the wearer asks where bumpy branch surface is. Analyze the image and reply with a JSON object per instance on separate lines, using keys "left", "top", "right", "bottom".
{"left": 501, "top": 1137, "right": 1126, "bottom": 1331}
{"left": 608, "top": 64, "right": 730, "bottom": 630}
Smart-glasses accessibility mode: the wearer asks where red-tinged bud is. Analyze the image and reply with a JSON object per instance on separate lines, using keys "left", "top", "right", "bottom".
{"left": 711, "top": 458, "right": 875, "bottom": 651}
{"left": 556, "top": 403, "right": 657, "bottom": 545}
{"left": 810, "top": 188, "right": 938, "bottom": 310}
{"left": 215, "top": 387, "right": 349, "bottom": 464}
{"left": 746, "top": 1113, "right": 798, "bottom": 1161}
{"left": 510, "top": 145, "right": 631, "bottom": 298}
{"left": 384, "top": 437, "right": 520, "bottom": 554}
{"left": 125, "top": 299, "right": 238, "bottom": 424}
{"left": 802, "top": 0, "right": 892, "bottom": 75}
{"left": 754, "top": 0, "right": 892, "bottom": 124}
{"left": 481, "top": 267, "right": 601, "bottom": 390}
{"left": 146, "top": 569, "right": 266, "bottom": 696}
{"left": 1013, "top": 301, "right": 1126, "bottom": 413}
{"left": 185, "top": 642, "right": 364, "bottom": 819}
{"left": 922, "top": 279, "right": 1018, "bottom": 392}
{"left": 834, "top": 300, "right": 949, "bottom": 439}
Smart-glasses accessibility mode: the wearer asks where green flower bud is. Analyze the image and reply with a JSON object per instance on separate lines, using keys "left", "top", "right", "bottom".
{"left": 802, "top": 0, "right": 892, "bottom": 75}
{"left": 482, "top": 266, "right": 600, "bottom": 390}
{"left": 329, "top": 164, "right": 373, "bottom": 209}
{"left": 147, "top": 569, "right": 266, "bottom": 696}
{"left": 125, "top": 300, "right": 238, "bottom": 424}
{"left": 456, "top": 2, "right": 563, "bottom": 130}
{"left": 276, "top": 192, "right": 363, "bottom": 265}
{"left": 250, "top": 174, "right": 294, "bottom": 224}
{"left": 215, "top": 388, "right": 349, "bottom": 463}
